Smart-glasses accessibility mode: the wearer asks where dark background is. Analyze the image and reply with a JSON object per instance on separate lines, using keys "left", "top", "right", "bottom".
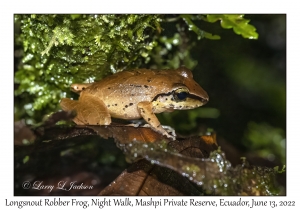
{"left": 152, "top": 14, "right": 286, "bottom": 170}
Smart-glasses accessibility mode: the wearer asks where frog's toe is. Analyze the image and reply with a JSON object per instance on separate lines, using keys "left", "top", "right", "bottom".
{"left": 162, "top": 125, "right": 176, "bottom": 137}
{"left": 162, "top": 131, "right": 176, "bottom": 140}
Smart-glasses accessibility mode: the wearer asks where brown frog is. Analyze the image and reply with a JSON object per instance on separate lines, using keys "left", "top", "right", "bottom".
{"left": 60, "top": 67, "right": 209, "bottom": 140}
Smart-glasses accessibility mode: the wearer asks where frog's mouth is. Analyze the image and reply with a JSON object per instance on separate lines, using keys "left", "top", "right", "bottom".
{"left": 188, "top": 94, "right": 209, "bottom": 105}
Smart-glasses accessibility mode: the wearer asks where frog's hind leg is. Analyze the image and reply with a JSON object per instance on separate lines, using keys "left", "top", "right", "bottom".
{"left": 79, "top": 93, "right": 112, "bottom": 125}
{"left": 60, "top": 98, "right": 86, "bottom": 125}
{"left": 60, "top": 94, "right": 111, "bottom": 125}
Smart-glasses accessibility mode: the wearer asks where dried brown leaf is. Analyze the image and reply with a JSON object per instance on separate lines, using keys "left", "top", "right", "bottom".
{"left": 99, "top": 159, "right": 204, "bottom": 196}
{"left": 99, "top": 134, "right": 218, "bottom": 195}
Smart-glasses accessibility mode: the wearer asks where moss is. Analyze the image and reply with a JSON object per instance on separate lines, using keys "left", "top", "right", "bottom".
{"left": 14, "top": 14, "right": 162, "bottom": 123}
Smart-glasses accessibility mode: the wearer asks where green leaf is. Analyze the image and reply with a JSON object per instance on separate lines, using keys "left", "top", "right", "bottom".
{"left": 206, "top": 15, "right": 259, "bottom": 39}
{"left": 70, "top": 14, "right": 81, "bottom": 20}
{"left": 181, "top": 15, "right": 221, "bottom": 40}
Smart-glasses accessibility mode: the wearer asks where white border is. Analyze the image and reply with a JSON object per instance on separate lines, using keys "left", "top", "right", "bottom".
{"left": 2, "top": 0, "right": 298, "bottom": 209}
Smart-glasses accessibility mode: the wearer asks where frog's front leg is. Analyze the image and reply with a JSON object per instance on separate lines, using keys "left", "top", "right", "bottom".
{"left": 60, "top": 93, "right": 111, "bottom": 125}
{"left": 137, "top": 101, "right": 176, "bottom": 140}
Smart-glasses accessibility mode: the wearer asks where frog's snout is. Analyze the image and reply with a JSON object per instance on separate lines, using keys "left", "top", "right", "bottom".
{"left": 198, "top": 89, "right": 209, "bottom": 105}
{"left": 200, "top": 96, "right": 209, "bottom": 105}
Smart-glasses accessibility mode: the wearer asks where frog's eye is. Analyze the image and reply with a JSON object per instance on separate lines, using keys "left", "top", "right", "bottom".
{"left": 174, "top": 88, "right": 189, "bottom": 101}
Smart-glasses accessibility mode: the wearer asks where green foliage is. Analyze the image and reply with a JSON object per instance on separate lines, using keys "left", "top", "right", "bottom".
{"left": 14, "top": 14, "right": 259, "bottom": 124}
{"left": 149, "top": 33, "right": 199, "bottom": 70}
{"left": 41, "top": 26, "right": 75, "bottom": 56}
{"left": 180, "top": 15, "right": 221, "bottom": 40}
{"left": 206, "top": 14, "right": 259, "bottom": 39}
{"left": 274, "top": 165, "right": 285, "bottom": 173}
{"left": 243, "top": 122, "right": 286, "bottom": 165}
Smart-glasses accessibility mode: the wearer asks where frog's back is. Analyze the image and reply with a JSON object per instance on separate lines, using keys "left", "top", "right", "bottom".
{"left": 85, "top": 69, "right": 183, "bottom": 100}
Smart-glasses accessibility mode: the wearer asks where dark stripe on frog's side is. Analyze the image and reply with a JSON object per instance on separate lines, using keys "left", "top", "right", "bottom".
{"left": 152, "top": 89, "right": 208, "bottom": 102}
{"left": 151, "top": 92, "right": 173, "bottom": 102}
